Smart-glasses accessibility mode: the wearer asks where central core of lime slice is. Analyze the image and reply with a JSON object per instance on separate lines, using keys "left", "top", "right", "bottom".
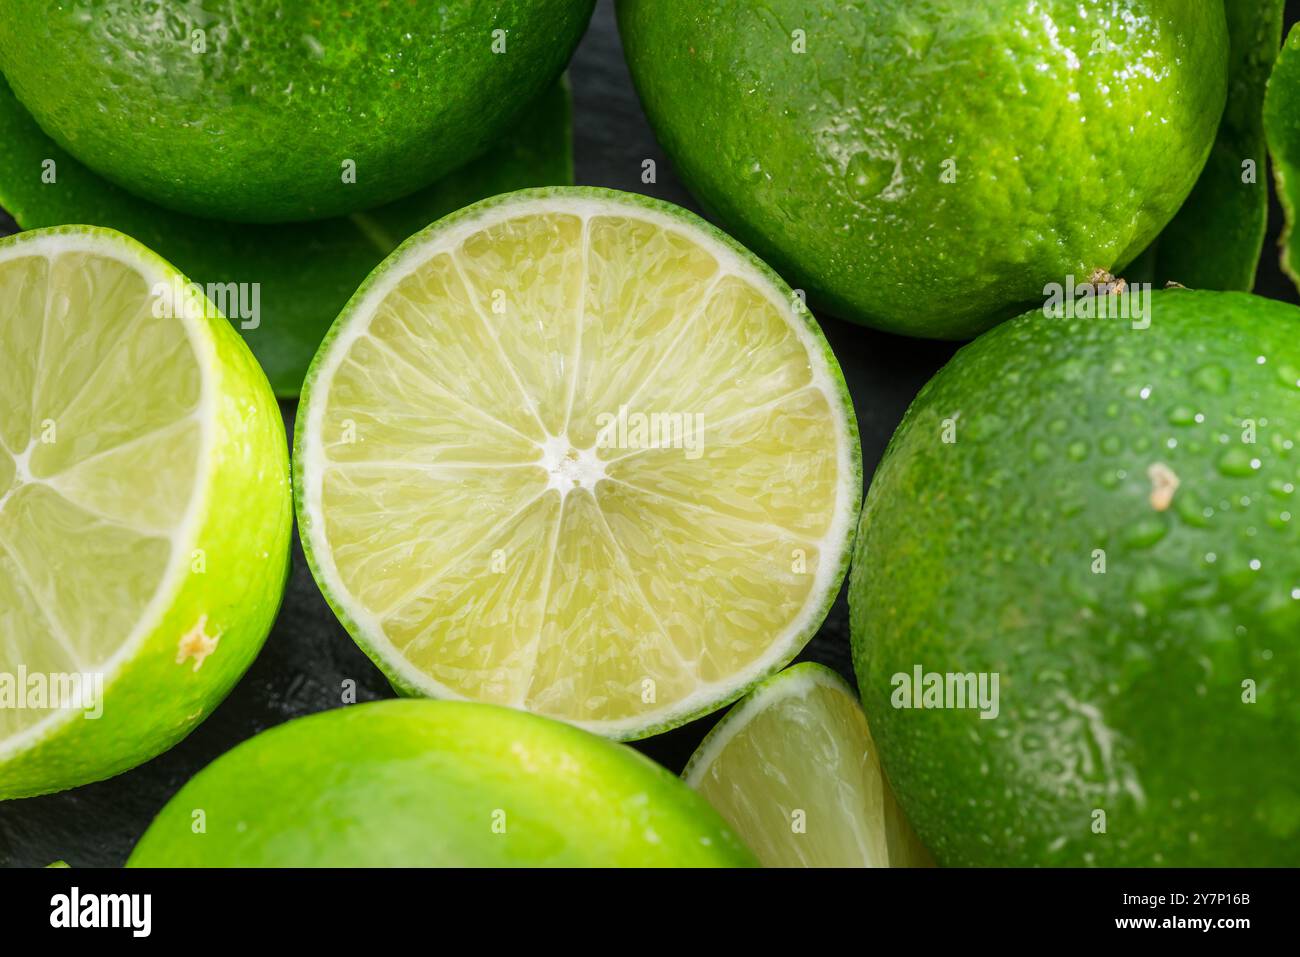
{"left": 297, "top": 189, "right": 860, "bottom": 739}
{"left": 539, "top": 437, "right": 605, "bottom": 494}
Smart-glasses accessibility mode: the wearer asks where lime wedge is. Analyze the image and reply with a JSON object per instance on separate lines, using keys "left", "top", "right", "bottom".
{"left": 295, "top": 187, "right": 861, "bottom": 740}
{"left": 0, "top": 226, "right": 291, "bottom": 798}
{"left": 683, "top": 662, "right": 933, "bottom": 867}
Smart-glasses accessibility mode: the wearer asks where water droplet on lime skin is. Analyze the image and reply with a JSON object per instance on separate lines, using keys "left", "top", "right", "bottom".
{"left": 1191, "top": 364, "right": 1231, "bottom": 395}
{"left": 844, "top": 152, "right": 895, "bottom": 200}
{"left": 1123, "top": 517, "right": 1168, "bottom": 549}
{"left": 1217, "top": 446, "right": 1258, "bottom": 477}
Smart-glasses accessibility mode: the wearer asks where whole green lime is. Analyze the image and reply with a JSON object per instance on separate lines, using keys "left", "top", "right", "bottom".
{"left": 850, "top": 291, "right": 1300, "bottom": 866}
{"left": 617, "top": 0, "right": 1228, "bottom": 338}
{"left": 127, "top": 700, "right": 756, "bottom": 866}
{"left": 0, "top": 0, "right": 593, "bottom": 222}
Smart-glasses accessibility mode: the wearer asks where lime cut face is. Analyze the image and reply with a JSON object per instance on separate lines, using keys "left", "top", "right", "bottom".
{"left": 0, "top": 240, "right": 200, "bottom": 743}
{"left": 295, "top": 188, "right": 861, "bottom": 740}
{"left": 0, "top": 226, "right": 291, "bottom": 798}
{"left": 684, "top": 662, "right": 932, "bottom": 867}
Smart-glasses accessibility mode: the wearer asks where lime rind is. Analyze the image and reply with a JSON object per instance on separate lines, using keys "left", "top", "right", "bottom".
{"left": 293, "top": 186, "right": 862, "bottom": 741}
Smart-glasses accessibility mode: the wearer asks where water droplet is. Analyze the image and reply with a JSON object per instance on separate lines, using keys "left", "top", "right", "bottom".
{"left": 844, "top": 152, "right": 894, "bottom": 200}
{"left": 1123, "top": 518, "right": 1167, "bottom": 549}
{"left": 1217, "top": 446, "right": 1257, "bottom": 477}
{"left": 1167, "top": 405, "right": 1197, "bottom": 426}
{"left": 1191, "top": 364, "right": 1230, "bottom": 395}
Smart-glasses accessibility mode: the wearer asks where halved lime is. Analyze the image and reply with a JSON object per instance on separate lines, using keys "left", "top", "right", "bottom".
{"left": 683, "top": 662, "right": 933, "bottom": 867}
{"left": 0, "top": 226, "right": 291, "bottom": 799}
{"left": 295, "top": 187, "right": 861, "bottom": 740}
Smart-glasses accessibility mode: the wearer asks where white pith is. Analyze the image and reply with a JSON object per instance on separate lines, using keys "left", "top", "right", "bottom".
{"left": 0, "top": 229, "right": 216, "bottom": 760}
{"left": 299, "top": 194, "right": 858, "bottom": 738}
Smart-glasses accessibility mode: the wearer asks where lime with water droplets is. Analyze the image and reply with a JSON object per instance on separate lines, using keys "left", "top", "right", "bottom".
{"left": 618, "top": 0, "right": 1228, "bottom": 338}
{"left": 0, "top": 0, "right": 594, "bottom": 221}
{"left": 851, "top": 289, "right": 1300, "bottom": 865}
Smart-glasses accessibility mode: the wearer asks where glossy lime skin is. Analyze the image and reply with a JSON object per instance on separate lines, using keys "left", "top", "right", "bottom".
{"left": 128, "top": 700, "right": 757, "bottom": 866}
{"left": 850, "top": 291, "right": 1300, "bottom": 865}
{"left": 618, "top": 0, "right": 1227, "bottom": 338}
{"left": 0, "top": 0, "right": 593, "bottom": 222}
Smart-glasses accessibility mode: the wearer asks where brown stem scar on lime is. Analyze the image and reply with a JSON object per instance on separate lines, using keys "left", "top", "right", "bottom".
{"left": 175, "top": 615, "right": 222, "bottom": 672}
{"left": 1148, "top": 462, "right": 1180, "bottom": 511}
{"left": 1086, "top": 268, "right": 1127, "bottom": 295}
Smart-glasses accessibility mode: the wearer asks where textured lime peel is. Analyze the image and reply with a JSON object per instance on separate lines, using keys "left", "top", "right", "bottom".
{"left": 0, "top": 226, "right": 291, "bottom": 799}
{"left": 851, "top": 290, "right": 1300, "bottom": 866}
{"left": 1133, "top": 0, "right": 1283, "bottom": 290}
{"left": 684, "top": 662, "right": 933, "bottom": 867}
{"left": 0, "top": 0, "right": 594, "bottom": 221}
{"left": 295, "top": 187, "right": 861, "bottom": 741}
{"left": 1265, "top": 25, "right": 1300, "bottom": 290}
{"left": 0, "top": 76, "right": 574, "bottom": 396}
{"left": 128, "top": 700, "right": 758, "bottom": 867}
{"left": 617, "top": 0, "right": 1228, "bottom": 338}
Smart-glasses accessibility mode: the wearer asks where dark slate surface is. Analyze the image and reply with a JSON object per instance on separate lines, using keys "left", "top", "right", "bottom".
{"left": 2, "top": 0, "right": 1298, "bottom": 867}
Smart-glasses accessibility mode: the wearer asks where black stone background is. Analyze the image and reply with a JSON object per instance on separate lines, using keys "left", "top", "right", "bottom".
{"left": 2, "top": 0, "right": 1298, "bottom": 866}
